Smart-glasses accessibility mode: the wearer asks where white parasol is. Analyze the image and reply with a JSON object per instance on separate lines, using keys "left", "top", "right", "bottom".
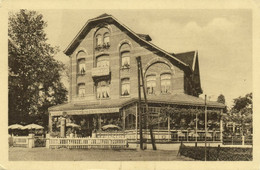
{"left": 57, "top": 123, "right": 80, "bottom": 128}
{"left": 8, "top": 124, "right": 24, "bottom": 130}
{"left": 102, "top": 124, "right": 121, "bottom": 130}
{"left": 22, "top": 123, "right": 44, "bottom": 130}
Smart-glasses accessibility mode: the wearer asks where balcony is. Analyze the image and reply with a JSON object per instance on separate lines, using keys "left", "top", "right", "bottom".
{"left": 92, "top": 66, "right": 110, "bottom": 77}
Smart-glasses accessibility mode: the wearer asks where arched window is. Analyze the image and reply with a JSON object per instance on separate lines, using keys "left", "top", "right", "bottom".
{"left": 96, "top": 34, "right": 102, "bottom": 46}
{"left": 96, "top": 54, "right": 109, "bottom": 67}
{"left": 103, "top": 32, "right": 110, "bottom": 45}
{"left": 146, "top": 75, "right": 156, "bottom": 94}
{"left": 120, "top": 43, "right": 131, "bottom": 68}
{"left": 160, "top": 73, "right": 171, "bottom": 94}
{"left": 121, "top": 78, "right": 130, "bottom": 96}
{"left": 121, "top": 52, "right": 130, "bottom": 68}
{"left": 78, "top": 83, "right": 85, "bottom": 97}
{"left": 78, "top": 58, "right": 86, "bottom": 74}
{"left": 96, "top": 80, "right": 110, "bottom": 99}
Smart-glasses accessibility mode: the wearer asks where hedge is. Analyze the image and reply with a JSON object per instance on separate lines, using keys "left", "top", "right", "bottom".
{"left": 179, "top": 145, "right": 252, "bottom": 161}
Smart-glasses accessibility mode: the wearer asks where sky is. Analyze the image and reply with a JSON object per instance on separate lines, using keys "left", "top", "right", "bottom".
{"left": 37, "top": 9, "right": 252, "bottom": 108}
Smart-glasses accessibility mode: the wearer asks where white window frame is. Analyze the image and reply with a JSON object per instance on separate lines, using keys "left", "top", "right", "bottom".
{"left": 160, "top": 73, "right": 171, "bottom": 94}
{"left": 121, "top": 78, "right": 130, "bottom": 96}
{"left": 78, "top": 84, "right": 85, "bottom": 97}
{"left": 146, "top": 75, "right": 156, "bottom": 94}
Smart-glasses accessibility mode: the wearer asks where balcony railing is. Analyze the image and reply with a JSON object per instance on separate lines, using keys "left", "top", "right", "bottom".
{"left": 92, "top": 66, "right": 110, "bottom": 77}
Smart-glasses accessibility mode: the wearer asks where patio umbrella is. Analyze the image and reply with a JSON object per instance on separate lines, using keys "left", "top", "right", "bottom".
{"left": 8, "top": 124, "right": 24, "bottom": 129}
{"left": 66, "top": 123, "right": 80, "bottom": 128}
{"left": 22, "top": 123, "right": 44, "bottom": 130}
{"left": 205, "top": 133, "right": 212, "bottom": 137}
{"left": 188, "top": 132, "right": 199, "bottom": 137}
{"left": 102, "top": 124, "right": 121, "bottom": 130}
{"left": 57, "top": 123, "right": 80, "bottom": 128}
{"left": 177, "top": 131, "right": 185, "bottom": 137}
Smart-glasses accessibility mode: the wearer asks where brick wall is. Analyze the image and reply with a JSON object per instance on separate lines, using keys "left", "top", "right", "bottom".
{"left": 68, "top": 22, "right": 186, "bottom": 103}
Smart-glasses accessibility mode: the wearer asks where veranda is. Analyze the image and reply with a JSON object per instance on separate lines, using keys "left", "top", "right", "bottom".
{"left": 50, "top": 102, "right": 224, "bottom": 143}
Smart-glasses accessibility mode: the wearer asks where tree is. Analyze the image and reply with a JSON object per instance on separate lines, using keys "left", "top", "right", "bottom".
{"left": 232, "top": 93, "right": 252, "bottom": 113}
{"left": 8, "top": 10, "right": 67, "bottom": 128}
{"left": 223, "top": 93, "right": 253, "bottom": 136}
{"left": 217, "top": 94, "right": 225, "bottom": 104}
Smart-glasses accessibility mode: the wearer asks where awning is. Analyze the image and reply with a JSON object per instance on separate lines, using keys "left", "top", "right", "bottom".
{"left": 51, "top": 107, "right": 120, "bottom": 116}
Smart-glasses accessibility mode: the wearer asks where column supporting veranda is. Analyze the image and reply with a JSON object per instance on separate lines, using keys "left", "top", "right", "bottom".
{"left": 48, "top": 113, "right": 53, "bottom": 133}
{"left": 220, "top": 109, "right": 223, "bottom": 143}
{"left": 135, "top": 103, "right": 138, "bottom": 144}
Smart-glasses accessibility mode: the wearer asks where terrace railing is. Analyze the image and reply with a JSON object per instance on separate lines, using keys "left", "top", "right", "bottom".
{"left": 11, "top": 134, "right": 35, "bottom": 148}
{"left": 46, "top": 137, "right": 128, "bottom": 149}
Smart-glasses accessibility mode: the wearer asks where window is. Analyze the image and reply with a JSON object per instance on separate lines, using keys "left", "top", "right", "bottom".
{"left": 96, "top": 34, "right": 102, "bottom": 46}
{"left": 160, "top": 73, "right": 171, "bottom": 94}
{"left": 121, "top": 51, "right": 130, "bottom": 68}
{"left": 78, "top": 83, "right": 85, "bottom": 97}
{"left": 78, "top": 59, "right": 86, "bottom": 74}
{"left": 104, "top": 32, "right": 110, "bottom": 45}
{"left": 96, "top": 80, "right": 110, "bottom": 99}
{"left": 96, "top": 55, "right": 109, "bottom": 67}
{"left": 146, "top": 75, "right": 156, "bottom": 94}
{"left": 120, "top": 43, "right": 131, "bottom": 68}
{"left": 121, "top": 78, "right": 130, "bottom": 96}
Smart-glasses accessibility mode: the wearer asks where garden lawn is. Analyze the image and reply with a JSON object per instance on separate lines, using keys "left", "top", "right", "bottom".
{"left": 9, "top": 147, "right": 193, "bottom": 161}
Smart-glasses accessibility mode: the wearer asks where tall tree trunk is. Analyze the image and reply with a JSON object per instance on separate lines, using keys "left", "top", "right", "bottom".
{"left": 149, "top": 125, "right": 156, "bottom": 150}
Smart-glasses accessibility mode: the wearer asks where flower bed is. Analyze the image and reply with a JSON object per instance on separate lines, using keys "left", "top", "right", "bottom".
{"left": 179, "top": 144, "right": 252, "bottom": 161}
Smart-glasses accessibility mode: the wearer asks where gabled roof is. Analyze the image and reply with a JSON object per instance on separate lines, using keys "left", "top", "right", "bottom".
{"left": 64, "top": 13, "right": 189, "bottom": 70}
{"left": 94, "top": 13, "right": 111, "bottom": 19}
{"left": 136, "top": 33, "right": 152, "bottom": 41}
{"left": 174, "top": 51, "right": 202, "bottom": 94}
{"left": 174, "top": 51, "right": 197, "bottom": 71}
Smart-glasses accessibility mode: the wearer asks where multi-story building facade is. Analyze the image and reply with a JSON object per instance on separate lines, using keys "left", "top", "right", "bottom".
{"left": 49, "top": 14, "right": 225, "bottom": 142}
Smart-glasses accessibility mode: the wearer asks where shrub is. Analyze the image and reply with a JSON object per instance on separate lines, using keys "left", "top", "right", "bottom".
{"left": 34, "top": 138, "right": 46, "bottom": 147}
{"left": 179, "top": 145, "right": 252, "bottom": 161}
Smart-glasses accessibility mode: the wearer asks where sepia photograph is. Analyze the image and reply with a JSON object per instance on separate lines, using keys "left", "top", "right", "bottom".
{"left": 1, "top": 1, "right": 259, "bottom": 169}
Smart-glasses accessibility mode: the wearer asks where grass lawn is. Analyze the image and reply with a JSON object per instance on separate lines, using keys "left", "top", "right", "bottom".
{"left": 9, "top": 147, "right": 193, "bottom": 161}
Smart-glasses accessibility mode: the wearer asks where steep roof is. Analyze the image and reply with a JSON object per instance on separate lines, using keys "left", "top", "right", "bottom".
{"left": 174, "top": 51, "right": 197, "bottom": 71}
{"left": 173, "top": 51, "right": 202, "bottom": 94}
{"left": 136, "top": 33, "right": 152, "bottom": 41}
{"left": 64, "top": 13, "right": 189, "bottom": 70}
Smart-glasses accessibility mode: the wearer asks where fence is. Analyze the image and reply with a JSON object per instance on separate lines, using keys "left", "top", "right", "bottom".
{"left": 179, "top": 144, "right": 253, "bottom": 161}
{"left": 11, "top": 134, "right": 35, "bottom": 148}
{"left": 98, "top": 130, "right": 221, "bottom": 143}
{"left": 223, "top": 136, "right": 253, "bottom": 145}
{"left": 97, "top": 132, "right": 125, "bottom": 138}
{"left": 46, "top": 137, "right": 128, "bottom": 149}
